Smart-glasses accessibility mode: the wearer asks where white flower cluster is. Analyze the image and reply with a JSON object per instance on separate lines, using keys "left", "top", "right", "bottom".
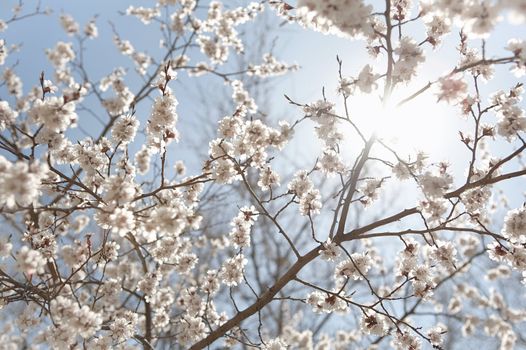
{"left": 303, "top": 100, "right": 343, "bottom": 147}
{"left": 228, "top": 206, "right": 259, "bottom": 248}
{"left": 46, "top": 41, "right": 75, "bottom": 70}
{"left": 424, "top": 15, "right": 451, "bottom": 47}
{"left": 334, "top": 252, "right": 373, "bottom": 282}
{"left": 393, "top": 37, "right": 425, "bottom": 84}
{"left": 360, "top": 313, "right": 388, "bottom": 336}
{"left": 288, "top": 170, "right": 313, "bottom": 196}
{"left": 287, "top": 170, "right": 322, "bottom": 216}
{"left": 359, "top": 179, "right": 383, "bottom": 206}
{"left": 248, "top": 53, "right": 298, "bottom": 77}
{"left": 319, "top": 149, "right": 345, "bottom": 176}
{"left": 102, "top": 174, "right": 137, "bottom": 204}
{"left": 0, "top": 100, "right": 17, "bottom": 130}
{"left": 319, "top": 238, "right": 341, "bottom": 261}
{"left": 502, "top": 206, "right": 526, "bottom": 244}
{"left": 219, "top": 253, "right": 247, "bottom": 286}
{"left": 113, "top": 35, "right": 134, "bottom": 55}
{"left": 419, "top": 166, "right": 453, "bottom": 198}
{"left": 61, "top": 240, "right": 89, "bottom": 268}
{"left": 143, "top": 195, "right": 201, "bottom": 241}
{"left": 231, "top": 80, "right": 257, "bottom": 116}
{"left": 126, "top": 6, "right": 160, "bottom": 24}
{"left": 427, "top": 324, "right": 446, "bottom": 348}
{"left": 299, "top": 187, "right": 322, "bottom": 217}
{"left": 0, "top": 236, "right": 13, "bottom": 258}
{"left": 3, "top": 68, "right": 22, "bottom": 98}
{"left": 107, "top": 206, "right": 136, "bottom": 237}
{"left": 0, "top": 156, "right": 47, "bottom": 208}
{"left": 59, "top": 14, "right": 79, "bottom": 35}
{"left": 462, "top": 1, "right": 500, "bottom": 38}
{"left": 101, "top": 71, "right": 135, "bottom": 116}
{"left": 196, "top": 2, "right": 263, "bottom": 65}
{"left": 109, "top": 311, "right": 138, "bottom": 342}
{"left": 426, "top": 240, "right": 458, "bottom": 273}
{"left": 177, "top": 315, "right": 206, "bottom": 345}
{"left": 396, "top": 239, "right": 439, "bottom": 300}
{"left": 258, "top": 165, "right": 281, "bottom": 191}
{"left": 28, "top": 96, "right": 78, "bottom": 151}
{"left": 138, "top": 270, "right": 162, "bottom": 302}
{"left": 306, "top": 290, "right": 347, "bottom": 313}
{"left": 491, "top": 84, "right": 526, "bottom": 140}
{"left": 84, "top": 20, "right": 98, "bottom": 38}
{"left": 209, "top": 104, "right": 291, "bottom": 185}
{"left": 45, "top": 296, "right": 102, "bottom": 346}
{"left": 391, "top": 330, "right": 421, "bottom": 350}
{"left": 160, "top": 227, "right": 198, "bottom": 267}
{"left": 396, "top": 238, "right": 419, "bottom": 277}
{"left": 146, "top": 91, "right": 179, "bottom": 152}
{"left": 15, "top": 246, "right": 46, "bottom": 275}
{"left": 295, "top": 0, "right": 374, "bottom": 39}
{"left": 421, "top": 0, "right": 501, "bottom": 38}
{"left": 461, "top": 185, "right": 492, "bottom": 215}
{"left": 461, "top": 48, "right": 495, "bottom": 81}
{"left": 506, "top": 39, "right": 526, "bottom": 76}
{"left": 437, "top": 76, "right": 468, "bottom": 103}
{"left": 392, "top": 152, "right": 426, "bottom": 180}
{"left": 263, "top": 338, "right": 288, "bottom": 350}
{"left": 417, "top": 164, "right": 453, "bottom": 223}
{"left": 111, "top": 115, "right": 139, "bottom": 147}
{"left": 113, "top": 35, "right": 152, "bottom": 75}
{"left": 338, "top": 64, "right": 380, "bottom": 96}
{"left": 62, "top": 137, "right": 108, "bottom": 178}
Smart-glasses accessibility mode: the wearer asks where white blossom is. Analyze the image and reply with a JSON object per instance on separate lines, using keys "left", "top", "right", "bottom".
{"left": 319, "top": 149, "right": 345, "bottom": 175}
{"left": 108, "top": 206, "right": 135, "bottom": 236}
{"left": 49, "top": 296, "right": 102, "bottom": 339}
{"left": 0, "top": 100, "right": 17, "bottom": 130}
{"left": 0, "top": 157, "right": 46, "bottom": 209}
{"left": 391, "top": 330, "right": 421, "bottom": 350}
{"left": 360, "top": 313, "right": 388, "bottom": 336}
{"left": 16, "top": 246, "right": 46, "bottom": 275}
{"left": 112, "top": 115, "right": 139, "bottom": 146}
{"left": 84, "top": 20, "right": 98, "bottom": 38}
{"left": 437, "top": 76, "right": 467, "bottom": 103}
{"left": 288, "top": 170, "right": 314, "bottom": 196}
{"left": 219, "top": 254, "right": 247, "bottom": 286}
{"left": 295, "top": 0, "right": 374, "bottom": 39}
{"left": 334, "top": 252, "right": 372, "bottom": 281}
{"left": 392, "top": 36, "right": 425, "bottom": 83}
{"left": 299, "top": 188, "right": 322, "bottom": 216}
{"left": 320, "top": 238, "right": 341, "bottom": 261}
{"left": 502, "top": 207, "right": 526, "bottom": 243}
{"left": 356, "top": 64, "right": 379, "bottom": 93}
{"left": 177, "top": 316, "right": 206, "bottom": 344}
{"left": 147, "top": 91, "right": 179, "bottom": 152}
{"left": 506, "top": 39, "right": 526, "bottom": 76}
{"left": 59, "top": 14, "right": 79, "bottom": 35}
{"left": 228, "top": 206, "right": 259, "bottom": 248}
{"left": 258, "top": 166, "right": 280, "bottom": 191}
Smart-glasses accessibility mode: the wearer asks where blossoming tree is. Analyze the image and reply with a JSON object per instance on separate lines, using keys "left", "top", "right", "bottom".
{"left": 0, "top": 0, "right": 526, "bottom": 349}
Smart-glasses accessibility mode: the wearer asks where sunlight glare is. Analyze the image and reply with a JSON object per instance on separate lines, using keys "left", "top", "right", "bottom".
{"left": 344, "top": 89, "right": 452, "bottom": 158}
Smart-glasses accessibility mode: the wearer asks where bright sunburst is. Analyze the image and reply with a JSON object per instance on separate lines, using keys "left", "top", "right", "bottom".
{"left": 343, "top": 86, "right": 456, "bottom": 159}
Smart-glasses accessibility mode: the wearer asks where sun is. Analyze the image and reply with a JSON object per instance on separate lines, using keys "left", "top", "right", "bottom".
{"left": 341, "top": 87, "right": 457, "bottom": 159}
